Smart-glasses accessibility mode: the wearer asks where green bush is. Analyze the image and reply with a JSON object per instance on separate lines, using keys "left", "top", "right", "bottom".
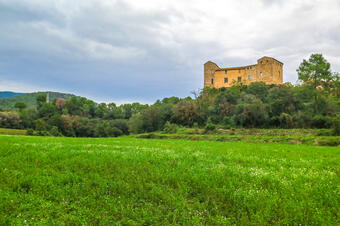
{"left": 26, "top": 128, "right": 34, "bottom": 136}
{"left": 49, "top": 126, "right": 63, "bottom": 137}
{"left": 317, "top": 138, "right": 340, "bottom": 146}
{"left": 331, "top": 117, "right": 340, "bottom": 136}
{"left": 204, "top": 123, "right": 216, "bottom": 133}
{"left": 37, "top": 130, "right": 51, "bottom": 136}
{"left": 222, "top": 116, "right": 234, "bottom": 129}
{"left": 279, "top": 113, "right": 293, "bottom": 128}
{"left": 112, "top": 119, "right": 129, "bottom": 135}
{"left": 316, "top": 130, "right": 332, "bottom": 136}
{"left": 311, "top": 115, "right": 332, "bottom": 128}
{"left": 110, "top": 127, "right": 123, "bottom": 137}
{"left": 163, "top": 121, "right": 178, "bottom": 133}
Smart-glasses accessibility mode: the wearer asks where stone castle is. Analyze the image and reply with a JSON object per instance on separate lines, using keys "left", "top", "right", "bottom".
{"left": 204, "top": 56, "right": 283, "bottom": 88}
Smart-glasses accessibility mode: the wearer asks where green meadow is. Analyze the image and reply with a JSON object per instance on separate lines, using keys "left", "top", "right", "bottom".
{"left": 0, "top": 135, "right": 339, "bottom": 225}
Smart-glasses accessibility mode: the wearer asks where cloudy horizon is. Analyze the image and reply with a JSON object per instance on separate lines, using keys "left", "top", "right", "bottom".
{"left": 1, "top": 0, "right": 340, "bottom": 104}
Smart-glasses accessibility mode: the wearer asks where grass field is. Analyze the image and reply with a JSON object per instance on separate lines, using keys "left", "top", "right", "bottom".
{"left": 0, "top": 135, "right": 339, "bottom": 225}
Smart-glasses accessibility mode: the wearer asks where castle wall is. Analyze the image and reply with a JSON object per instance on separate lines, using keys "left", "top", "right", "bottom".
{"left": 204, "top": 57, "right": 283, "bottom": 88}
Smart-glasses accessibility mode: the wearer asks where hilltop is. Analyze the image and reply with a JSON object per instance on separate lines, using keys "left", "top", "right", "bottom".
{"left": 0, "top": 91, "right": 76, "bottom": 110}
{"left": 0, "top": 91, "right": 25, "bottom": 99}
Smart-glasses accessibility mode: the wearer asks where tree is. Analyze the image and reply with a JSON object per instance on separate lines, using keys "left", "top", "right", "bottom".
{"left": 234, "top": 94, "right": 268, "bottom": 127}
{"left": 14, "top": 102, "right": 27, "bottom": 111}
{"left": 297, "top": 54, "right": 332, "bottom": 113}
{"left": 95, "top": 103, "right": 108, "bottom": 118}
{"left": 172, "top": 100, "right": 199, "bottom": 126}
{"left": 297, "top": 54, "right": 332, "bottom": 86}
{"left": 38, "top": 103, "right": 57, "bottom": 118}
{"left": 246, "top": 82, "right": 268, "bottom": 101}
{"left": 267, "top": 85, "right": 298, "bottom": 116}
{"left": 65, "top": 97, "right": 82, "bottom": 115}
{"left": 55, "top": 98, "right": 67, "bottom": 110}
{"left": 36, "top": 94, "right": 47, "bottom": 109}
{"left": 128, "top": 113, "right": 144, "bottom": 134}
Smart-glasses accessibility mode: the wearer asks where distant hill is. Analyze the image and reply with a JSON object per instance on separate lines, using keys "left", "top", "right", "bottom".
{"left": 0, "top": 91, "right": 76, "bottom": 110}
{"left": 0, "top": 91, "right": 25, "bottom": 99}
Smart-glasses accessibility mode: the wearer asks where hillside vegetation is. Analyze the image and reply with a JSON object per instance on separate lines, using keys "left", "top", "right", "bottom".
{"left": 0, "top": 92, "right": 76, "bottom": 110}
{"left": 0, "top": 135, "right": 339, "bottom": 225}
{"left": 0, "top": 91, "right": 25, "bottom": 99}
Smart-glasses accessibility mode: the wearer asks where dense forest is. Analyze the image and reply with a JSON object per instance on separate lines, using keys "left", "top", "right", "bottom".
{"left": 0, "top": 54, "right": 339, "bottom": 137}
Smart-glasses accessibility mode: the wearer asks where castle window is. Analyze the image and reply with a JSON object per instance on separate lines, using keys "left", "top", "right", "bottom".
{"left": 238, "top": 76, "right": 241, "bottom": 82}
{"left": 266, "top": 60, "right": 269, "bottom": 63}
{"left": 211, "top": 78, "right": 214, "bottom": 84}
{"left": 210, "top": 70, "right": 215, "bottom": 75}
{"left": 224, "top": 78, "right": 228, "bottom": 83}
{"left": 260, "top": 61, "right": 263, "bottom": 64}
{"left": 225, "top": 70, "right": 228, "bottom": 74}
{"left": 260, "top": 72, "right": 263, "bottom": 77}
{"left": 248, "top": 75, "right": 252, "bottom": 80}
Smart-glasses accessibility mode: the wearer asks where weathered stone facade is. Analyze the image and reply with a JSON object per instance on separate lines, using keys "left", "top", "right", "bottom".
{"left": 204, "top": 57, "right": 283, "bottom": 88}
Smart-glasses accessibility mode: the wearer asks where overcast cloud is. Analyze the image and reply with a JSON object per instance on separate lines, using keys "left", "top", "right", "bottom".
{"left": 0, "top": 0, "right": 339, "bottom": 103}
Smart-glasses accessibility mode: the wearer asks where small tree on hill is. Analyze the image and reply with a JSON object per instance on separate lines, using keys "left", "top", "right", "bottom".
{"left": 14, "top": 102, "right": 27, "bottom": 111}
{"left": 36, "top": 94, "right": 47, "bottom": 109}
{"left": 297, "top": 54, "right": 332, "bottom": 113}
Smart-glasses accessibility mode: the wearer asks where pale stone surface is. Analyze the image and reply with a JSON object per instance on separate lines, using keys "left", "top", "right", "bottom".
{"left": 204, "top": 57, "right": 283, "bottom": 88}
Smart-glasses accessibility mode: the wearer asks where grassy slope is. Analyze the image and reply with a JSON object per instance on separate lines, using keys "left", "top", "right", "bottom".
{"left": 0, "top": 136, "right": 339, "bottom": 225}
{"left": 0, "top": 92, "right": 75, "bottom": 110}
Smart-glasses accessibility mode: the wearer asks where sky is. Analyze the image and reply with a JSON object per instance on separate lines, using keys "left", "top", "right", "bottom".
{"left": 1, "top": 0, "right": 340, "bottom": 104}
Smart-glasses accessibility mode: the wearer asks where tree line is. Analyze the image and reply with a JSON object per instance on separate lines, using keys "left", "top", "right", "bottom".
{"left": 0, "top": 53, "right": 339, "bottom": 136}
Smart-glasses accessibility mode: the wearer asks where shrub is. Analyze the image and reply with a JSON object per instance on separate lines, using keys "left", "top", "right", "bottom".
{"left": 331, "top": 117, "right": 340, "bottom": 136}
{"left": 37, "top": 130, "right": 51, "bottom": 136}
{"left": 317, "top": 138, "right": 340, "bottom": 146}
{"left": 128, "top": 114, "right": 144, "bottom": 134}
{"left": 50, "top": 126, "right": 63, "bottom": 137}
{"left": 109, "top": 127, "right": 123, "bottom": 137}
{"left": 316, "top": 129, "right": 332, "bottom": 136}
{"left": 222, "top": 117, "right": 234, "bottom": 129}
{"left": 204, "top": 123, "right": 216, "bottom": 133}
{"left": 172, "top": 100, "right": 199, "bottom": 127}
{"left": 26, "top": 128, "right": 34, "bottom": 136}
{"left": 112, "top": 119, "right": 129, "bottom": 135}
{"left": 311, "top": 115, "right": 332, "bottom": 128}
{"left": 35, "top": 119, "right": 46, "bottom": 131}
{"left": 0, "top": 112, "right": 22, "bottom": 129}
{"left": 163, "top": 121, "right": 178, "bottom": 133}
{"left": 279, "top": 113, "right": 293, "bottom": 128}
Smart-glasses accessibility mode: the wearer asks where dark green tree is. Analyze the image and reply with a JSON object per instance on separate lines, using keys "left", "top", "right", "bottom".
{"left": 297, "top": 54, "right": 332, "bottom": 113}
{"left": 14, "top": 102, "right": 27, "bottom": 111}
{"left": 36, "top": 94, "right": 47, "bottom": 109}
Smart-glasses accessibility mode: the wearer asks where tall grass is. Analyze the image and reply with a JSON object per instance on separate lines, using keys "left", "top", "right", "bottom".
{"left": 0, "top": 135, "right": 339, "bottom": 225}
{"left": 0, "top": 128, "right": 26, "bottom": 135}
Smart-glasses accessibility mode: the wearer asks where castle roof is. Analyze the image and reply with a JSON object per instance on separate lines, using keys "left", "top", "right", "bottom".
{"left": 217, "top": 64, "right": 257, "bottom": 71}
{"left": 259, "top": 56, "right": 284, "bottom": 65}
{"left": 215, "top": 56, "right": 283, "bottom": 71}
